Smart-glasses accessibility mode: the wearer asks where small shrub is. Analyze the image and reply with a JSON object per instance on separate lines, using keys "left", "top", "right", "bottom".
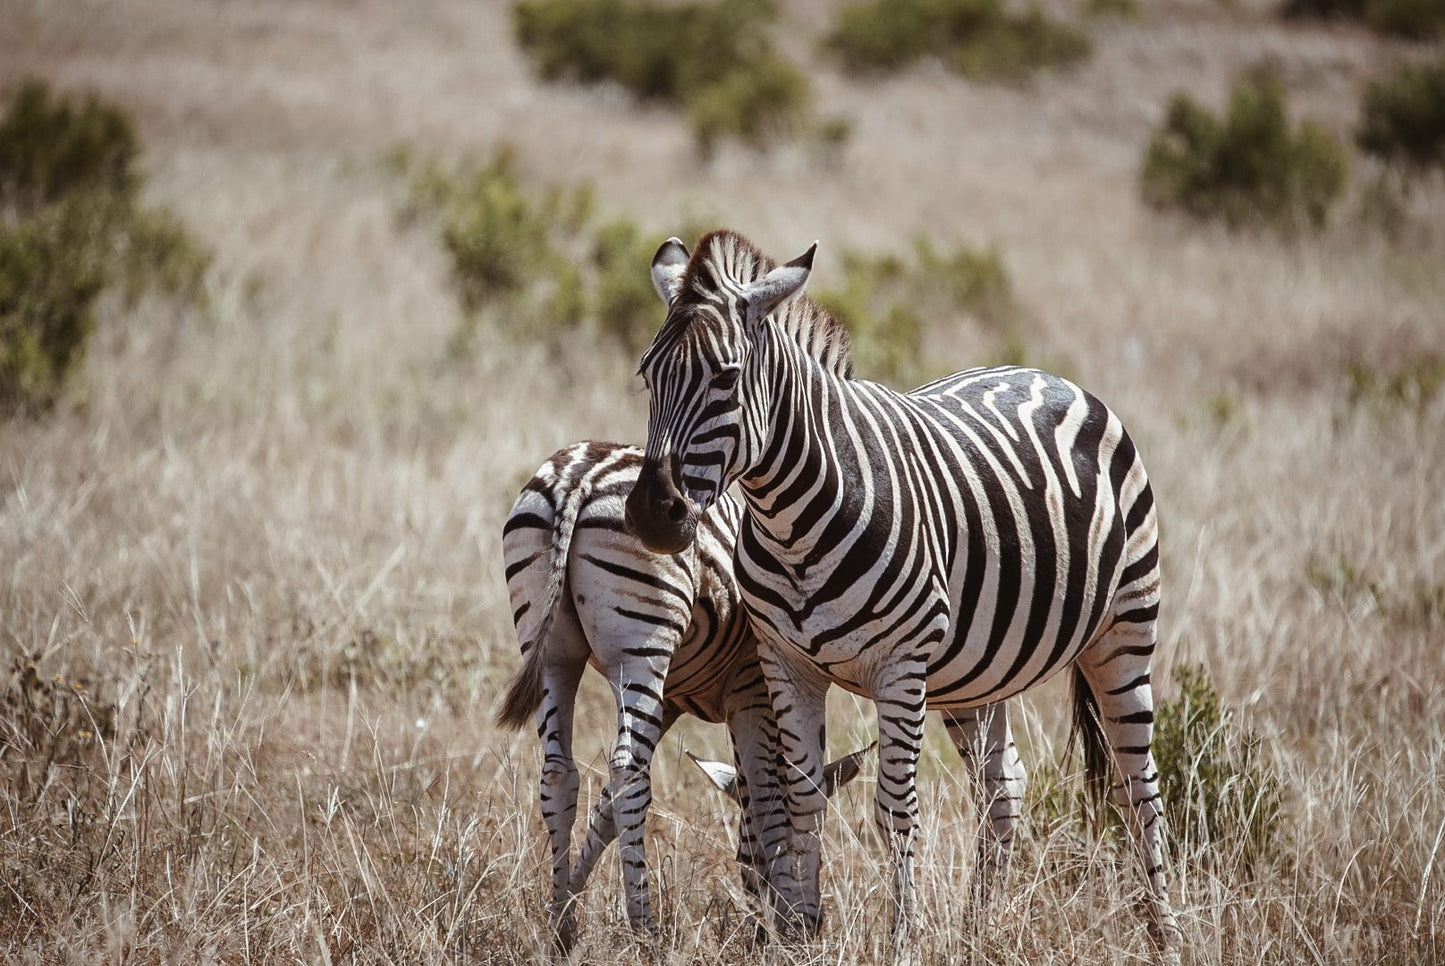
{"left": 0, "top": 198, "right": 110, "bottom": 412}
{"left": 1281, "top": 0, "right": 1444, "bottom": 41}
{"left": 825, "top": 0, "right": 1091, "bottom": 82}
{"left": 1345, "top": 354, "right": 1445, "bottom": 414}
{"left": 1152, "top": 664, "right": 1284, "bottom": 874}
{"left": 0, "top": 81, "right": 137, "bottom": 212}
{"left": 588, "top": 218, "right": 659, "bottom": 349}
{"left": 1141, "top": 75, "right": 1349, "bottom": 233}
{"left": 814, "top": 237, "right": 1017, "bottom": 386}
{"left": 512, "top": 0, "right": 819, "bottom": 154}
{"left": 0, "top": 81, "right": 209, "bottom": 415}
{"left": 404, "top": 148, "right": 669, "bottom": 353}
{"left": 687, "top": 51, "right": 811, "bottom": 158}
{"left": 1086, "top": 0, "right": 1139, "bottom": 18}
{"left": 1358, "top": 56, "right": 1445, "bottom": 169}
{"left": 433, "top": 150, "right": 562, "bottom": 313}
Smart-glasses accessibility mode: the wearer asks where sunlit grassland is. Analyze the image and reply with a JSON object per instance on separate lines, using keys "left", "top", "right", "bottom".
{"left": 1, "top": 1, "right": 1442, "bottom": 961}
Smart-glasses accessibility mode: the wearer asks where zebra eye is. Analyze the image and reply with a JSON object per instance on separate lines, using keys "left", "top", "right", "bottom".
{"left": 711, "top": 367, "right": 740, "bottom": 392}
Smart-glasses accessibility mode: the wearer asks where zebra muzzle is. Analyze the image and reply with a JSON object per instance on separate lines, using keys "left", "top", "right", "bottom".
{"left": 624, "top": 456, "right": 698, "bottom": 555}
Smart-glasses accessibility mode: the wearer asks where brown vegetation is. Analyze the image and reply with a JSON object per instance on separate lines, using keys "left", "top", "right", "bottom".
{"left": 0, "top": 0, "right": 1442, "bottom": 961}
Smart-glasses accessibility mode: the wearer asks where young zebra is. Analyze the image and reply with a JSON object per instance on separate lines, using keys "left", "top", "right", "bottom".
{"left": 496, "top": 440, "right": 864, "bottom": 951}
{"left": 625, "top": 231, "right": 1181, "bottom": 957}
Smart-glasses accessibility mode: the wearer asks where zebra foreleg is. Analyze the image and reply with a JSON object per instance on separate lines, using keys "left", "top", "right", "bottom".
{"left": 1077, "top": 625, "right": 1182, "bottom": 951}
{"left": 942, "top": 703, "right": 1026, "bottom": 908}
{"left": 724, "top": 687, "right": 788, "bottom": 938}
{"left": 760, "top": 649, "right": 831, "bottom": 939}
{"left": 873, "top": 666, "right": 929, "bottom": 963}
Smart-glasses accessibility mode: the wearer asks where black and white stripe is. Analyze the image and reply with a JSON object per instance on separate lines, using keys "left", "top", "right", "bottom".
{"left": 626, "top": 231, "right": 1180, "bottom": 956}
{"left": 497, "top": 440, "right": 802, "bottom": 950}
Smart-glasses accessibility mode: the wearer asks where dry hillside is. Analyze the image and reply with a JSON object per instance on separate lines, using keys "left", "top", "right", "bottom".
{"left": 1, "top": 0, "right": 1442, "bottom": 962}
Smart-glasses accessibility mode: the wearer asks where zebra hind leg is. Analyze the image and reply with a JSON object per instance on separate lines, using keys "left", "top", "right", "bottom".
{"left": 942, "top": 703, "right": 1026, "bottom": 909}
{"left": 536, "top": 658, "right": 587, "bottom": 954}
{"left": 567, "top": 671, "right": 676, "bottom": 941}
{"left": 1075, "top": 621, "right": 1182, "bottom": 951}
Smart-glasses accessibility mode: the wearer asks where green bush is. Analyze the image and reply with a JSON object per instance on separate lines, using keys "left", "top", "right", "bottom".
{"left": 1141, "top": 75, "right": 1349, "bottom": 233}
{"left": 430, "top": 150, "right": 567, "bottom": 313}
{"left": 1281, "top": 0, "right": 1444, "bottom": 41}
{"left": 814, "top": 237, "right": 1016, "bottom": 386}
{"left": 687, "top": 51, "right": 811, "bottom": 157}
{"left": 1086, "top": 0, "right": 1139, "bottom": 18}
{"left": 0, "top": 81, "right": 137, "bottom": 211}
{"left": 512, "top": 0, "right": 819, "bottom": 154}
{"left": 1152, "top": 664, "right": 1284, "bottom": 874}
{"left": 1358, "top": 56, "right": 1445, "bottom": 169}
{"left": 825, "top": 0, "right": 1091, "bottom": 82}
{"left": 405, "top": 149, "right": 670, "bottom": 354}
{"left": 1346, "top": 355, "right": 1445, "bottom": 414}
{"left": 0, "top": 81, "right": 209, "bottom": 415}
{"left": 588, "top": 219, "right": 659, "bottom": 350}
{"left": 0, "top": 197, "right": 109, "bottom": 412}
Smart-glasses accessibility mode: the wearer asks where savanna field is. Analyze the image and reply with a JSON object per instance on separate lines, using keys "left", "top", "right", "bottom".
{"left": 1, "top": 0, "right": 1443, "bottom": 962}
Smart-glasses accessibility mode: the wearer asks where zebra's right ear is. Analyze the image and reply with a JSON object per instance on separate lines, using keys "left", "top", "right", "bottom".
{"left": 651, "top": 237, "right": 690, "bottom": 305}
{"left": 742, "top": 241, "right": 816, "bottom": 327}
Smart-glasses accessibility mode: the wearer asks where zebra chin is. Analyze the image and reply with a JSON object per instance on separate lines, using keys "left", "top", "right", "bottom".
{"left": 624, "top": 460, "right": 700, "bottom": 555}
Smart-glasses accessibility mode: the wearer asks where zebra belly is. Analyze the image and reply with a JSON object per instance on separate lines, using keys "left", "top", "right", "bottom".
{"left": 740, "top": 585, "right": 1103, "bottom": 708}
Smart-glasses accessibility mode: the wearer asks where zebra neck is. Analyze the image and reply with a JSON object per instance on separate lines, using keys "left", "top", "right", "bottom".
{"left": 737, "top": 327, "right": 851, "bottom": 567}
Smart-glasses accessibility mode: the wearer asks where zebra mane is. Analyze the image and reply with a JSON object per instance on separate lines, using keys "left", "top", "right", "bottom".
{"left": 646, "top": 229, "right": 854, "bottom": 380}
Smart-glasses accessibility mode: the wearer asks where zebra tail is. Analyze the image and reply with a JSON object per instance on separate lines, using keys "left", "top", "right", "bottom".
{"left": 1069, "top": 665, "right": 1112, "bottom": 828}
{"left": 494, "top": 472, "right": 592, "bottom": 731}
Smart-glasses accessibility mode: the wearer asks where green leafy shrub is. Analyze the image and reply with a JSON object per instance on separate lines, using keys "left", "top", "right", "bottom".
{"left": 588, "top": 218, "right": 659, "bottom": 349}
{"left": 825, "top": 0, "right": 1091, "bottom": 82}
{"left": 1152, "top": 664, "right": 1284, "bottom": 874}
{"left": 0, "top": 198, "right": 109, "bottom": 412}
{"left": 404, "top": 148, "right": 669, "bottom": 354}
{"left": 1086, "top": 0, "right": 1139, "bottom": 18}
{"left": 1281, "top": 0, "right": 1444, "bottom": 41}
{"left": 512, "top": 0, "right": 821, "bottom": 154}
{"left": 813, "top": 237, "right": 1017, "bottom": 386}
{"left": 1141, "top": 75, "right": 1349, "bottom": 233}
{"left": 1346, "top": 354, "right": 1445, "bottom": 414}
{"left": 0, "top": 81, "right": 209, "bottom": 415}
{"left": 0, "top": 81, "right": 137, "bottom": 209}
{"left": 432, "top": 150, "right": 570, "bottom": 313}
{"left": 686, "top": 51, "right": 811, "bottom": 157}
{"left": 1358, "top": 56, "right": 1445, "bottom": 169}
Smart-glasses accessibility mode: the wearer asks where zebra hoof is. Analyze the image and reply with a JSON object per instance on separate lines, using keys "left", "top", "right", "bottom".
{"left": 1146, "top": 912, "right": 1184, "bottom": 963}
{"left": 550, "top": 903, "right": 579, "bottom": 957}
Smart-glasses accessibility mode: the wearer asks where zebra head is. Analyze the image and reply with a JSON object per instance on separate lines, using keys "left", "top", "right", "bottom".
{"left": 625, "top": 231, "right": 816, "bottom": 555}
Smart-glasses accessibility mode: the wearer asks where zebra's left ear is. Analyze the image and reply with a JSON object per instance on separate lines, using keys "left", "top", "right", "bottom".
{"left": 651, "top": 237, "right": 690, "bottom": 305}
{"left": 742, "top": 241, "right": 816, "bottom": 327}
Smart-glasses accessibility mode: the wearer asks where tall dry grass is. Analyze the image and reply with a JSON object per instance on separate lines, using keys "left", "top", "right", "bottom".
{"left": 1, "top": 0, "right": 1442, "bottom": 961}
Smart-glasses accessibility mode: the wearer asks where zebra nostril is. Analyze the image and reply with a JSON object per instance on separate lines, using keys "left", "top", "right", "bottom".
{"left": 663, "top": 497, "right": 688, "bottom": 524}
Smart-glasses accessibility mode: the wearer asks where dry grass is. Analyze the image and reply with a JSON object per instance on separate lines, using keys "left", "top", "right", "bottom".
{"left": 2, "top": 0, "right": 1443, "bottom": 961}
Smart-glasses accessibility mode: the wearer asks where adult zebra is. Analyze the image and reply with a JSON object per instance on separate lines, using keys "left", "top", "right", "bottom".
{"left": 497, "top": 440, "right": 865, "bottom": 951}
{"left": 625, "top": 231, "right": 1181, "bottom": 957}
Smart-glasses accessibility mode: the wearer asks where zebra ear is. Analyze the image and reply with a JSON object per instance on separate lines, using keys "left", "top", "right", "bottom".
{"left": 651, "top": 237, "right": 690, "bottom": 305}
{"left": 688, "top": 742, "right": 872, "bottom": 803}
{"left": 823, "top": 741, "right": 874, "bottom": 797}
{"left": 687, "top": 751, "right": 742, "bottom": 803}
{"left": 742, "top": 242, "right": 816, "bottom": 326}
